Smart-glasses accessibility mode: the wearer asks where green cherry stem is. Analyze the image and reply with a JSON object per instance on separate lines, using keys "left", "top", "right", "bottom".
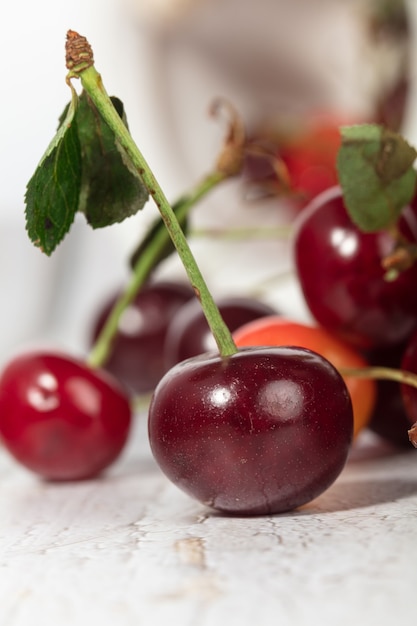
{"left": 87, "top": 171, "right": 226, "bottom": 369}
{"left": 66, "top": 31, "right": 237, "bottom": 361}
{"left": 341, "top": 365, "right": 417, "bottom": 390}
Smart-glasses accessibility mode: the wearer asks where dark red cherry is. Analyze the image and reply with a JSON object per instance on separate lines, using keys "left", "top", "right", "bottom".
{"left": 0, "top": 351, "right": 132, "bottom": 481}
{"left": 164, "top": 296, "right": 276, "bottom": 369}
{"left": 294, "top": 187, "right": 417, "bottom": 348}
{"left": 366, "top": 343, "right": 411, "bottom": 448}
{"left": 148, "top": 346, "right": 353, "bottom": 516}
{"left": 90, "top": 281, "right": 195, "bottom": 394}
{"left": 401, "top": 329, "right": 417, "bottom": 426}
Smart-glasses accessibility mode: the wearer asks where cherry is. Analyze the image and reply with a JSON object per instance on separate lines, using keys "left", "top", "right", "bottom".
{"left": 276, "top": 119, "right": 342, "bottom": 203}
{"left": 233, "top": 316, "right": 376, "bottom": 438}
{"left": 90, "top": 280, "right": 195, "bottom": 394}
{"left": 366, "top": 343, "right": 411, "bottom": 448}
{"left": 163, "top": 296, "right": 276, "bottom": 369}
{"left": 242, "top": 113, "right": 360, "bottom": 207}
{"left": 148, "top": 346, "right": 353, "bottom": 515}
{"left": 0, "top": 351, "right": 132, "bottom": 481}
{"left": 401, "top": 329, "right": 417, "bottom": 426}
{"left": 293, "top": 187, "right": 417, "bottom": 348}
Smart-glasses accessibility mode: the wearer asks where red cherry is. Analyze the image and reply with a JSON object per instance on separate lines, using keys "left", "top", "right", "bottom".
{"left": 294, "top": 187, "right": 417, "bottom": 348}
{"left": 401, "top": 330, "right": 417, "bottom": 427}
{"left": 243, "top": 113, "right": 361, "bottom": 207}
{"left": 233, "top": 316, "right": 376, "bottom": 438}
{"left": 90, "top": 280, "right": 194, "bottom": 394}
{"left": 163, "top": 296, "right": 276, "bottom": 369}
{"left": 367, "top": 343, "right": 411, "bottom": 448}
{"left": 0, "top": 351, "right": 132, "bottom": 481}
{"left": 278, "top": 119, "right": 342, "bottom": 202}
{"left": 148, "top": 346, "right": 353, "bottom": 515}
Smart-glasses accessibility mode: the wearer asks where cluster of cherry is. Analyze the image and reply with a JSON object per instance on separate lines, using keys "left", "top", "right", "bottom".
{"left": 0, "top": 46, "right": 416, "bottom": 516}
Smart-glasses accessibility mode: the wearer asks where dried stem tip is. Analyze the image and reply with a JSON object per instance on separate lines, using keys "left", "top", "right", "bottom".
{"left": 66, "top": 30, "right": 94, "bottom": 73}
{"left": 209, "top": 97, "right": 246, "bottom": 177}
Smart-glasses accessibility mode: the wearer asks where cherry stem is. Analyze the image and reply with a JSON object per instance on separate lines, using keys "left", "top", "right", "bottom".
{"left": 190, "top": 224, "right": 293, "bottom": 240}
{"left": 68, "top": 43, "right": 237, "bottom": 360}
{"left": 341, "top": 365, "right": 417, "bottom": 390}
{"left": 87, "top": 171, "right": 226, "bottom": 368}
{"left": 342, "top": 365, "right": 417, "bottom": 448}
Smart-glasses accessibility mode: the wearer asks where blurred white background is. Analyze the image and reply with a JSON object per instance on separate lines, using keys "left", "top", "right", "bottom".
{"left": 1, "top": 0, "right": 417, "bottom": 364}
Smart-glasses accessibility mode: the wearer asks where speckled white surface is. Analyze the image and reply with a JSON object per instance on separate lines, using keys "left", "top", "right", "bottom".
{"left": 1, "top": 413, "right": 416, "bottom": 626}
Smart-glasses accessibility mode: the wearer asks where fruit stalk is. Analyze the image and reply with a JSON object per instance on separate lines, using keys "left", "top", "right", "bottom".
{"left": 341, "top": 365, "right": 417, "bottom": 389}
{"left": 87, "top": 171, "right": 225, "bottom": 368}
{"left": 66, "top": 31, "right": 237, "bottom": 360}
{"left": 342, "top": 364, "right": 417, "bottom": 448}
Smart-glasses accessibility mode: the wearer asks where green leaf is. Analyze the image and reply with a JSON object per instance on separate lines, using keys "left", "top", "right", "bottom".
{"left": 76, "top": 92, "right": 149, "bottom": 228}
{"left": 337, "top": 124, "right": 417, "bottom": 232}
{"left": 25, "top": 88, "right": 82, "bottom": 255}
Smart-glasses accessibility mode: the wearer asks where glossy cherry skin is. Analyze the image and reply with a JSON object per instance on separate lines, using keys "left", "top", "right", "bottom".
{"left": 233, "top": 316, "right": 376, "bottom": 438}
{"left": 294, "top": 187, "right": 417, "bottom": 348}
{"left": 91, "top": 281, "right": 194, "bottom": 394}
{"left": 163, "top": 296, "right": 276, "bottom": 369}
{"left": 0, "top": 352, "right": 132, "bottom": 481}
{"left": 148, "top": 346, "right": 353, "bottom": 516}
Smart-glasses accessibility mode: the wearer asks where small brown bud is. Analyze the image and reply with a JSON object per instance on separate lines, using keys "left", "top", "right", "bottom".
{"left": 66, "top": 30, "right": 94, "bottom": 73}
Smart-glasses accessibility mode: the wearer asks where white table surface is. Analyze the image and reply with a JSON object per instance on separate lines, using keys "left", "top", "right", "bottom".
{"left": 1, "top": 409, "right": 416, "bottom": 626}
